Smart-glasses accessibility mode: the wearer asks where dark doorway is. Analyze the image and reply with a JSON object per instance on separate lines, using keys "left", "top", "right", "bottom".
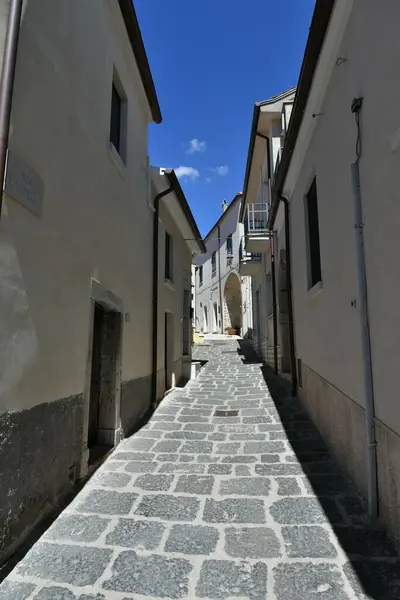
{"left": 88, "top": 302, "right": 121, "bottom": 464}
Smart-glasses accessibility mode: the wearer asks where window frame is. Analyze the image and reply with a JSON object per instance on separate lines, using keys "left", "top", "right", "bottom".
{"left": 109, "top": 71, "right": 128, "bottom": 164}
{"left": 211, "top": 251, "right": 217, "bottom": 277}
{"left": 165, "top": 231, "right": 173, "bottom": 281}
{"left": 304, "top": 177, "right": 322, "bottom": 290}
{"left": 226, "top": 234, "right": 233, "bottom": 257}
{"left": 199, "top": 265, "right": 203, "bottom": 286}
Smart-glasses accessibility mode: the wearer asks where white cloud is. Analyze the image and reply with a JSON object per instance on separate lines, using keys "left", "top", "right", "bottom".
{"left": 187, "top": 138, "right": 207, "bottom": 154}
{"left": 214, "top": 165, "right": 229, "bottom": 176}
{"left": 174, "top": 166, "right": 200, "bottom": 181}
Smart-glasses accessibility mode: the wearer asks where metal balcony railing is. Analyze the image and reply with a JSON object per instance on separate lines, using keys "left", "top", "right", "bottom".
{"left": 239, "top": 238, "right": 262, "bottom": 263}
{"left": 244, "top": 203, "right": 268, "bottom": 237}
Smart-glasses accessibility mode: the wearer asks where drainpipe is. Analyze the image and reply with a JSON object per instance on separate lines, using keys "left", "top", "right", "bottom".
{"left": 0, "top": 0, "right": 24, "bottom": 219}
{"left": 151, "top": 181, "right": 174, "bottom": 410}
{"left": 217, "top": 224, "right": 224, "bottom": 334}
{"left": 350, "top": 98, "right": 378, "bottom": 519}
{"left": 270, "top": 231, "right": 278, "bottom": 373}
{"left": 280, "top": 195, "right": 297, "bottom": 396}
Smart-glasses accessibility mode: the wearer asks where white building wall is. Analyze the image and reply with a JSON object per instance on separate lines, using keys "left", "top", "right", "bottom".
{"left": 0, "top": 0, "right": 158, "bottom": 562}
{"left": 286, "top": 0, "right": 400, "bottom": 539}
{"left": 194, "top": 198, "right": 252, "bottom": 337}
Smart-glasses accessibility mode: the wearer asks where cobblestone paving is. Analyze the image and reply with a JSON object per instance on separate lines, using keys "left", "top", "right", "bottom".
{"left": 1, "top": 339, "right": 400, "bottom": 599}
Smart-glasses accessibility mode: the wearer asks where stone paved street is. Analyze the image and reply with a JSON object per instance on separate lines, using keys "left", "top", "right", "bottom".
{"left": 1, "top": 339, "right": 400, "bottom": 599}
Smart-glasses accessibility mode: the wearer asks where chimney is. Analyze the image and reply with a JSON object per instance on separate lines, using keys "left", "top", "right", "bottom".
{"left": 222, "top": 199, "right": 227, "bottom": 213}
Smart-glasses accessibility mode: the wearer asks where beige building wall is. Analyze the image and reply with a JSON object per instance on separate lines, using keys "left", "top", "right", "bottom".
{"left": 156, "top": 201, "right": 193, "bottom": 399}
{"left": 288, "top": 0, "right": 400, "bottom": 537}
{"left": 0, "top": 0, "right": 157, "bottom": 562}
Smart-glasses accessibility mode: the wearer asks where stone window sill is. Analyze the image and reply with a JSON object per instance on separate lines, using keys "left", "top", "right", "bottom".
{"left": 108, "top": 142, "right": 126, "bottom": 178}
{"left": 165, "top": 279, "right": 175, "bottom": 292}
{"left": 308, "top": 280, "right": 323, "bottom": 299}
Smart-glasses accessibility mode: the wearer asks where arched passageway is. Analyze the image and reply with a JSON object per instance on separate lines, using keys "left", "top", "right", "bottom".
{"left": 224, "top": 273, "right": 242, "bottom": 334}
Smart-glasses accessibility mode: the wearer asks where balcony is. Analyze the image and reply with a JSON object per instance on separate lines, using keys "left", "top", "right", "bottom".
{"left": 244, "top": 203, "right": 270, "bottom": 254}
{"left": 239, "top": 238, "right": 261, "bottom": 277}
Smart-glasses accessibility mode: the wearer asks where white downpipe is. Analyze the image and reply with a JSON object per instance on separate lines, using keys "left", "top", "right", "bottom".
{"left": 351, "top": 161, "right": 378, "bottom": 519}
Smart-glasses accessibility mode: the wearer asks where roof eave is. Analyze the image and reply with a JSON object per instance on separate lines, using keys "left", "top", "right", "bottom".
{"left": 204, "top": 193, "right": 243, "bottom": 242}
{"left": 268, "top": 0, "right": 335, "bottom": 229}
{"left": 163, "top": 170, "right": 206, "bottom": 254}
{"left": 118, "top": 0, "right": 162, "bottom": 124}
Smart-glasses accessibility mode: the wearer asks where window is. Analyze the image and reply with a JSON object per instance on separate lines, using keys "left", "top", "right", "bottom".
{"left": 165, "top": 232, "right": 173, "bottom": 281}
{"left": 199, "top": 266, "right": 203, "bottom": 286}
{"left": 211, "top": 251, "right": 217, "bottom": 277}
{"left": 110, "top": 76, "right": 127, "bottom": 163}
{"left": 226, "top": 235, "right": 233, "bottom": 256}
{"left": 110, "top": 84, "right": 122, "bottom": 153}
{"left": 305, "top": 178, "right": 322, "bottom": 289}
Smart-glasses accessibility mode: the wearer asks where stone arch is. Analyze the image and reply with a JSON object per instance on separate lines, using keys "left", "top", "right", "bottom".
{"left": 223, "top": 272, "right": 242, "bottom": 334}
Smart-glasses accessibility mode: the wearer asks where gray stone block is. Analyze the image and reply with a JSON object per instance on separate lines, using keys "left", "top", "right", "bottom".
{"left": 230, "top": 433, "right": 266, "bottom": 440}
{"left": 277, "top": 478, "right": 302, "bottom": 496}
{"left": 106, "top": 518, "right": 165, "bottom": 550}
{"left": 270, "top": 498, "right": 329, "bottom": 524}
{"left": 181, "top": 441, "right": 213, "bottom": 454}
{"left": 208, "top": 433, "right": 226, "bottom": 441}
{"left": 178, "top": 415, "right": 209, "bottom": 423}
{"left": 196, "top": 559, "right": 268, "bottom": 599}
{"left": 152, "top": 414, "right": 176, "bottom": 422}
{"left": 183, "top": 423, "right": 215, "bottom": 432}
{"left": 256, "top": 463, "right": 303, "bottom": 475}
{"left": 282, "top": 526, "right": 337, "bottom": 557}
{"left": 197, "top": 454, "right": 219, "bottom": 462}
{"left": 151, "top": 422, "right": 183, "bottom": 431}
{"left": 243, "top": 416, "right": 272, "bottom": 424}
{"left": 179, "top": 454, "right": 195, "bottom": 462}
{"left": 134, "top": 474, "right": 174, "bottom": 491}
{"left": 165, "top": 431, "right": 207, "bottom": 440}
{"left": 103, "top": 551, "right": 192, "bottom": 598}
{"left": 135, "top": 494, "right": 200, "bottom": 521}
{"left": 33, "top": 588, "right": 75, "bottom": 600}
{"left": 225, "top": 527, "right": 281, "bottom": 558}
{"left": 175, "top": 475, "right": 214, "bottom": 495}
{"left": 77, "top": 490, "right": 137, "bottom": 515}
{"left": 222, "top": 455, "right": 257, "bottom": 463}
{"left": 203, "top": 498, "right": 265, "bottom": 523}
{"left": 16, "top": 542, "right": 112, "bottom": 587}
{"left": 244, "top": 441, "right": 285, "bottom": 454}
{"left": 90, "top": 472, "right": 132, "bottom": 489}
{"left": 156, "top": 453, "right": 179, "bottom": 462}
{"left": 159, "top": 463, "right": 206, "bottom": 474}
{"left": 112, "top": 452, "right": 155, "bottom": 462}
{"left": 208, "top": 464, "right": 232, "bottom": 475}
{"left": 122, "top": 437, "right": 155, "bottom": 451}
{"left": 0, "top": 581, "right": 36, "bottom": 600}
{"left": 153, "top": 440, "right": 182, "bottom": 453}
{"left": 215, "top": 442, "right": 241, "bottom": 454}
{"left": 165, "top": 524, "right": 219, "bottom": 555}
{"left": 44, "top": 514, "right": 109, "bottom": 543}
{"left": 235, "top": 461, "right": 254, "bottom": 474}
{"left": 124, "top": 461, "right": 157, "bottom": 473}
{"left": 273, "top": 563, "right": 349, "bottom": 600}
{"left": 220, "top": 477, "right": 271, "bottom": 496}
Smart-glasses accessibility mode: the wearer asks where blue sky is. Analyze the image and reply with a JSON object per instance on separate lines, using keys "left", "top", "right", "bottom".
{"left": 135, "top": 0, "right": 315, "bottom": 236}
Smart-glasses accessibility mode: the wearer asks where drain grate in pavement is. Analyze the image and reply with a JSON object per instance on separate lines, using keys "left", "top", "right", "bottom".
{"left": 214, "top": 409, "right": 239, "bottom": 418}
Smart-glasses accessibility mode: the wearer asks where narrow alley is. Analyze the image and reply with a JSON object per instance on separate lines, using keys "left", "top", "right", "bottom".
{"left": 1, "top": 339, "right": 399, "bottom": 600}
